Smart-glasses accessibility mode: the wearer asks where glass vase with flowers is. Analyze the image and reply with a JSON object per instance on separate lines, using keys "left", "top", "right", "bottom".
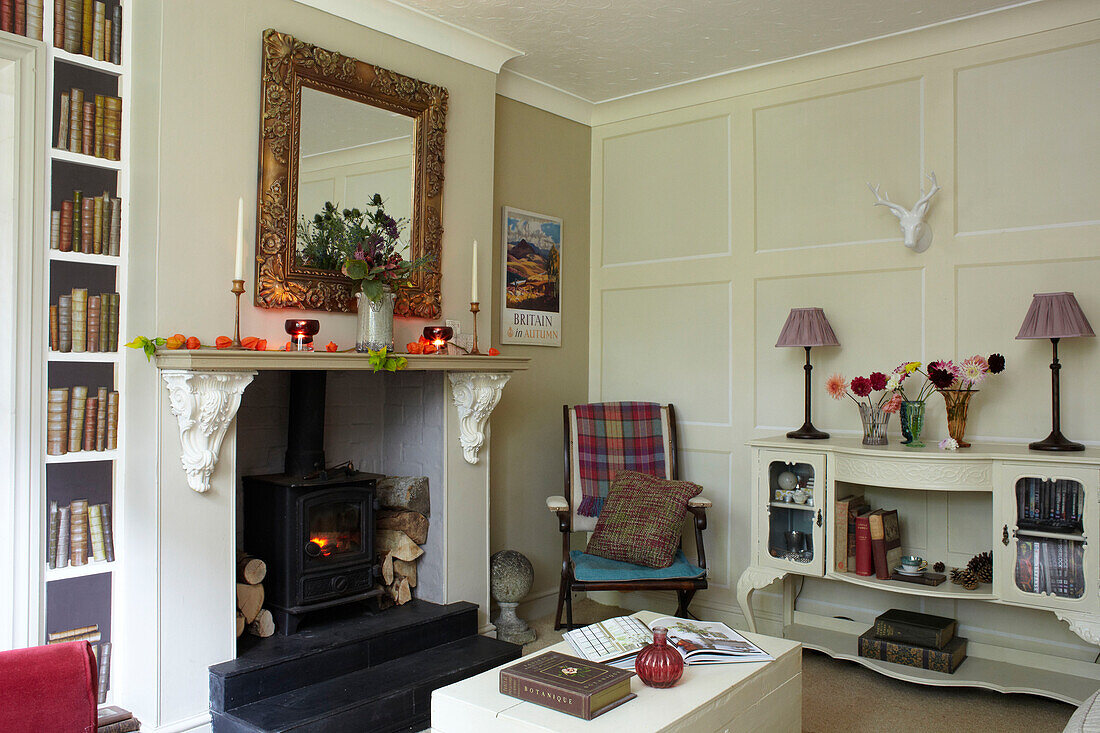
{"left": 891, "top": 354, "right": 1006, "bottom": 448}
{"left": 826, "top": 370, "right": 903, "bottom": 445}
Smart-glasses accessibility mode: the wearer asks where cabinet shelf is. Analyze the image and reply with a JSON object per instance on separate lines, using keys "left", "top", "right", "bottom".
{"left": 49, "top": 250, "right": 121, "bottom": 265}
{"left": 53, "top": 49, "right": 123, "bottom": 76}
{"left": 1016, "top": 528, "right": 1086, "bottom": 542}
{"left": 45, "top": 450, "right": 118, "bottom": 464}
{"left": 51, "top": 148, "right": 123, "bottom": 171}
{"left": 768, "top": 501, "right": 815, "bottom": 512}
{"left": 824, "top": 571, "right": 997, "bottom": 600}
{"left": 48, "top": 351, "right": 121, "bottom": 363}
{"left": 45, "top": 562, "right": 114, "bottom": 582}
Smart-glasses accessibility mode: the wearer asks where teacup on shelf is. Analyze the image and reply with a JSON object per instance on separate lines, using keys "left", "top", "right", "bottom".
{"left": 900, "top": 555, "right": 924, "bottom": 572}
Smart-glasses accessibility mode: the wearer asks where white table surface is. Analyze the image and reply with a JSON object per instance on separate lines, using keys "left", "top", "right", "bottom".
{"left": 431, "top": 611, "right": 802, "bottom": 733}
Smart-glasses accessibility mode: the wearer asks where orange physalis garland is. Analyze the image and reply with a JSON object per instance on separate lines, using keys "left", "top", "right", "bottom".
{"left": 325, "top": 341, "right": 338, "bottom": 352}
{"left": 215, "top": 336, "right": 233, "bottom": 349}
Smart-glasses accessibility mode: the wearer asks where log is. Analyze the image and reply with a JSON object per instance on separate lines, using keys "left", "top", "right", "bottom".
{"left": 385, "top": 577, "right": 411, "bottom": 606}
{"left": 236, "top": 582, "right": 264, "bottom": 624}
{"left": 376, "top": 530, "right": 424, "bottom": 562}
{"left": 381, "top": 551, "right": 394, "bottom": 586}
{"left": 394, "top": 558, "right": 418, "bottom": 588}
{"left": 377, "top": 510, "right": 428, "bottom": 545}
{"left": 236, "top": 611, "right": 246, "bottom": 638}
{"left": 237, "top": 555, "right": 267, "bottom": 585}
{"left": 248, "top": 608, "right": 275, "bottom": 637}
{"left": 376, "top": 476, "right": 430, "bottom": 516}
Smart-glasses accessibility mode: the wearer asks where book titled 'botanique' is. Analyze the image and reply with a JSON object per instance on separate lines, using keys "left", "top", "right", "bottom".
{"left": 499, "top": 651, "right": 635, "bottom": 720}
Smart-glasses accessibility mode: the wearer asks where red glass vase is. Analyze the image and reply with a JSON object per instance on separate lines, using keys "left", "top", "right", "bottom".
{"left": 635, "top": 627, "right": 684, "bottom": 688}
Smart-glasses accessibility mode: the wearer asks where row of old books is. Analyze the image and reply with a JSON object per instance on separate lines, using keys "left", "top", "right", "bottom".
{"left": 47, "top": 499, "right": 115, "bottom": 567}
{"left": 1016, "top": 477, "right": 1084, "bottom": 533}
{"left": 47, "top": 626, "right": 111, "bottom": 702}
{"left": 858, "top": 608, "right": 967, "bottom": 674}
{"left": 51, "top": 189, "right": 122, "bottom": 255}
{"left": 56, "top": 87, "right": 122, "bottom": 161}
{"left": 46, "top": 386, "right": 118, "bottom": 455}
{"left": 834, "top": 495, "right": 908, "bottom": 581}
{"left": 50, "top": 289, "right": 120, "bottom": 352}
{"left": 54, "top": 0, "right": 121, "bottom": 64}
{"left": 0, "top": 0, "right": 44, "bottom": 39}
{"left": 1015, "top": 537, "right": 1085, "bottom": 598}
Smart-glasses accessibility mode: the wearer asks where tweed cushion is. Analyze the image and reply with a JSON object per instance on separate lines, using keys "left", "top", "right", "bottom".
{"left": 585, "top": 470, "right": 702, "bottom": 569}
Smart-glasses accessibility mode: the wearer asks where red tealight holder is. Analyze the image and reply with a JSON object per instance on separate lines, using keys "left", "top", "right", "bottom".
{"left": 285, "top": 319, "right": 320, "bottom": 351}
{"left": 423, "top": 326, "right": 454, "bottom": 353}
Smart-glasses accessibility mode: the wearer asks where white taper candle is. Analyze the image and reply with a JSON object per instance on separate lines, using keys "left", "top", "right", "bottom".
{"left": 471, "top": 239, "right": 478, "bottom": 302}
{"left": 234, "top": 197, "right": 245, "bottom": 281}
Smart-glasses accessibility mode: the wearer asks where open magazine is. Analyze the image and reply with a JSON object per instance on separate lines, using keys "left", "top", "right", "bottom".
{"left": 564, "top": 615, "right": 772, "bottom": 669}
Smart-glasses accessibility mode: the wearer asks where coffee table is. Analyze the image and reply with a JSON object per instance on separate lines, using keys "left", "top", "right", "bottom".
{"left": 430, "top": 610, "right": 802, "bottom": 732}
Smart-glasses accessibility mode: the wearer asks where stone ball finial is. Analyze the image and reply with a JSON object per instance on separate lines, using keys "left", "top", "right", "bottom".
{"left": 490, "top": 550, "right": 534, "bottom": 603}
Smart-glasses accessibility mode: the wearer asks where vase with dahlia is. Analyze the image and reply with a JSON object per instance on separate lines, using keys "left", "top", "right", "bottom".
{"left": 826, "top": 370, "right": 903, "bottom": 445}
{"left": 893, "top": 354, "right": 1006, "bottom": 448}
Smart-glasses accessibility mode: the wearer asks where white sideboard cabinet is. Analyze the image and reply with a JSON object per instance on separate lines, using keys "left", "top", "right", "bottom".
{"left": 737, "top": 436, "right": 1100, "bottom": 704}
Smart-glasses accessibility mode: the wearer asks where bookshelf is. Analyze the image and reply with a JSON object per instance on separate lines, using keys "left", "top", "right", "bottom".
{"left": 741, "top": 436, "right": 1100, "bottom": 704}
{"left": 36, "top": 0, "right": 129, "bottom": 709}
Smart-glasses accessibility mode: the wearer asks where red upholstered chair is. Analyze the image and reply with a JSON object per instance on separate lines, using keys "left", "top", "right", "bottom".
{"left": 0, "top": 641, "right": 98, "bottom": 733}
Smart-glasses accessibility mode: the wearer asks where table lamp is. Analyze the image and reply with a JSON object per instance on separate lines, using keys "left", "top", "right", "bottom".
{"left": 776, "top": 307, "right": 840, "bottom": 439}
{"left": 1016, "top": 292, "right": 1094, "bottom": 451}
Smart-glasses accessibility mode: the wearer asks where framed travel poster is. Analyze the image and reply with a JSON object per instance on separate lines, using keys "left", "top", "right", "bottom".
{"left": 501, "top": 206, "right": 562, "bottom": 347}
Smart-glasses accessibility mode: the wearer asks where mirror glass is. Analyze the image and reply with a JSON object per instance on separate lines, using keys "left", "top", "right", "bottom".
{"left": 295, "top": 86, "right": 415, "bottom": 272}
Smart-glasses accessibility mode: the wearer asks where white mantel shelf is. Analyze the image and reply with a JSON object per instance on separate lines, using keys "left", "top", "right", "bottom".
{"left": 152, "top": 349, "right": 530, "bottom": 372}
{"left": 749, "top": 434, "right": 1100, "bottom": 465}
{"left": 154, "top": 350, "right": 529, "bottom": 492}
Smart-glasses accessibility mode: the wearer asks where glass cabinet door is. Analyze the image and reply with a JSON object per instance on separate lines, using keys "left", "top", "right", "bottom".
{"left": 758, "top": 450, "right": 826, "bottom": 576}
{"left": 997, "top": 464, "right": 1097, "bottom": 610}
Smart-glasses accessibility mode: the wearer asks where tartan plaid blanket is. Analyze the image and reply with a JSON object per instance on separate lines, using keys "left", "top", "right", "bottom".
{"left": 574, "top": 402, "right": 666, "bottom": 517}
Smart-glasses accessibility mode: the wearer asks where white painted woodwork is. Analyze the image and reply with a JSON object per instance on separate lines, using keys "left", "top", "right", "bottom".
{"left": 738, "top": 436, "right": 1100, "bottom": 703}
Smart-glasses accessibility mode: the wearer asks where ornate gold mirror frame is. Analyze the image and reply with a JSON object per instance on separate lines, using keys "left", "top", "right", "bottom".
{"left": 255, "top": 29, "right": 447, "bottom": 316}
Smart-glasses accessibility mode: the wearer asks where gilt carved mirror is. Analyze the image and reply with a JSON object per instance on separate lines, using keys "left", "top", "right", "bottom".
{"left": 255, "top": 29, "right": 447, "bottom": 316}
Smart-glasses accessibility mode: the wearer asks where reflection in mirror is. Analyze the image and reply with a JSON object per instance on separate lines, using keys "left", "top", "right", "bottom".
{"left": 296, "top": 87, "right": 415, "bottom": 272}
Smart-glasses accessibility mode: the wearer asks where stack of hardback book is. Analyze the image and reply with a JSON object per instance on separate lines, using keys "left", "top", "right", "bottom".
{"left": 46, "top": 498, "right": 115, "bottom": 568}
{"left": 47, "top": 626, "right": 112, "bottom": 703}
{"left": 55, "top": 0, "right": 121, "bottom": 64}
{"left": 98, "top": 706, "right": 140, "bottom": 733}
{"left": 858, "top": 609, "right": 967, "bottom": 674}
{"left": 46, "top": 386, "right": 118, "bottom": 455}
{"left": 51, "top": 188, "right": 122, "bottom": 255}
{"left": 49, "top": 288, "right": 120, "bottom": 353}
{"left": 0, "top": 0, "right": 44, "bottom": 40}
{"left": 56, "top": 87, "right": 122, "bottom": 161}
{"left": 500, "top": 651, "right": 635, "bottom": 720}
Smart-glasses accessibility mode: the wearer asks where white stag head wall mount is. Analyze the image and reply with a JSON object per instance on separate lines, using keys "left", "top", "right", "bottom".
{"left": 867, "top": 172, "right": 941, "bottom": 253}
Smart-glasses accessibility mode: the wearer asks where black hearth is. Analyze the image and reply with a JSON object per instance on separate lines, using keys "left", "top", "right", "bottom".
{"left": 243, "top": 371, "right": 384, "bottom": 635}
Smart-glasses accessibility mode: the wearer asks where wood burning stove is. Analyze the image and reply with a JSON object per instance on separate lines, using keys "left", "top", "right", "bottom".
{"left": 243, "top": 372, "right": 384, "bottom": 635}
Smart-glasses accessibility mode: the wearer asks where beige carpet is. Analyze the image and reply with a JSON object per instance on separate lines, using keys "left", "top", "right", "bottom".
{"left": 522, "top": 600, "right": 1075, "bottom": 732}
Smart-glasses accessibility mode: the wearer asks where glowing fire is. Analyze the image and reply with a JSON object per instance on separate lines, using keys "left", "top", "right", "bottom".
{"left": 309, "top": 532, "right": 354, "bottom": 557}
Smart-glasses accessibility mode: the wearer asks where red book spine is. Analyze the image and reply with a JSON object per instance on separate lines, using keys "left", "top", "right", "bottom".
{"left": 0, "top": 0, "right": 12, "bottom": 33}
{"left": 855, "top": 515, "right": 874, "bottom": 577}
{"left": 13, "top": 0, "right": 24, "bottom": 35}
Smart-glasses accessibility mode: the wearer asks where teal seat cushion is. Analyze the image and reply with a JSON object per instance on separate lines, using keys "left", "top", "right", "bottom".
{"left": 571, "top": 549, "right": 705, "bottom": 582}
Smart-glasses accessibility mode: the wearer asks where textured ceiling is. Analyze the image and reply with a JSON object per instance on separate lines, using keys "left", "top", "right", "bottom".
{"left": 393, "top": 0, "right": 1026, "bottom": 102}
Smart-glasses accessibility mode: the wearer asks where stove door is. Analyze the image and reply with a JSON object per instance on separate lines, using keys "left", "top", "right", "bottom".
{"left": 301, "top": 489, "right": 373, "bottom": 570}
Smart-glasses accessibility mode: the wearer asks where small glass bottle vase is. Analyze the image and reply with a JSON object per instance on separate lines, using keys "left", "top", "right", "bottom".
{"left": 899, "top": 400, "right": 926, "bottom": 448}
{"left": 858, "top": 403, "right": 890, "bottom": 446}
{"left": 635, "top": 627, "right": 684, "bottom": 688}
{"left": 356, "top": 287, "right": 395, "bottom": 353}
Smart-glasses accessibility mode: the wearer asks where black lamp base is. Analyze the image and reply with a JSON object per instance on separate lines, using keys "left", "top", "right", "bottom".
{"left": 787, "top": 423, "right": 830, "bottom": 440}
{"left": 1029, "top": 429, "right": 1085, "bottom": 452}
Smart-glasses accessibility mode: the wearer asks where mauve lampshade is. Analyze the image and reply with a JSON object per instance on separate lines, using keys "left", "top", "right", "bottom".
{"left": 1016, "top": 292, "right": 1094, "bottom": 452}
{"left": 776, "top": 308, "right": 839, "bottom": 439}
{"left": 776, "top": 308, "right": 840, "bottom": 348}
{"left": 1016, "top": 292, "right": 1095, "bottom": 340}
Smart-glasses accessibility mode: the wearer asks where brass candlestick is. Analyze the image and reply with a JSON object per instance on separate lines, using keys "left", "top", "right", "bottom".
{"left": 469, "top": 301, "right": 482, "bottom": 355}
{"left": 229, "top": 279, "right": 246, "bottom": 349}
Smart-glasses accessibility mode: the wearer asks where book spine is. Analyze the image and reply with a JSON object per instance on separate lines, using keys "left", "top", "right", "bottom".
{"left": 63, "top": 0, "right": 80, "bottom": 53}
{"left": 49, "top": 306, "right": 60, "bottom": 352}
{"left": 50, "top": 209, "right": 60, "bottom": 250}
{"left": 80, "top": 194, "right": 93, "bottom": 253}
{"left": 92, "top": 194, "right": 103, "bottom": 254}
{"left": 499, "top": 669, "right": 587, "bottom": 719}
{"left": 68, "top": 385, "right": 87, "bottom": 451}
{"left": 55, "top": 505, "right": 71, "bottom": 567}
{"left": 59, "top": 200, "right": 73, "bottom": 252}
{"left": 82, "top": 396, "right": 97, "bottom": 451}
{"left": 70, "top": 287, "right": 87, "bottom": 351}
{"left": 47, "top": 501, "right": 60, "bottom": 569}
{"left": 109, "top": 197, "right": 121, "bottom": 256}
{"left": 103, "top": 16, "right": 110, "bottom": 61}
{"left": 95, "top": 385, "right": 107, "bottom": 450}
{"left": 12, "top": 0, "right": 23, "bottom": 35}
{"left": 69, "top": 499, "right": 88, "bottom": 565}
{"left": 58, "top": 91, "right": 70, "bottom": 148}
{"left": 68, "top": 88, "right": 82, "bottom": 152}
{"left": 90, "top": 0, "right": 103, "bottom": 60}
{"left": 100, "top": 502, "right": 114, "bottom": 561}
{"left": 855, "top": 515, "right": 873, "bottom": 576}
{"left": 88, "top": 503, "right": 105, "bottom": 561}
{"left": 47, "top": 623, "right": 97, "bottom": 642}
{"left": 0, "top": 0, "right": 10, "bottom": 34}
{"left": 81, "top": 100, "right": 94, "bottom": 156}
{"left": 97, "top": 641, "right": 111, "bottom": 703}
{"left": 26, "top": 0, "right": 41, "bottom": 40}
{"left": 104, "top": 96, "right": 121, "bottom": 161}
{"left": 53, "top": 0, "right": 63, "bottom": 46}
{"left": 106, "top": 391, "right": 118, "bottom": 451}
{"left": 46, "top": 387, "right": 68, "bottom": 454}
{"left": 859, "top": 633, "right": 967, "bottom": 674}
{"left": 71, "top": 189, "right": 82, "bottom": 251}
{"left": 98, "top": 291, "right": 109, "bottom": 352}
{"left": 85, "top": 294, "right": 100, "bottom": 353}
{"left": 80, "top": 0, "right": 91, "bottom": 54}
{"left": 57, "top": 294, "right": 72, "bottom": 351}
{"left": 93, "top": 94, "right": 104, "bottom": 160}
{"left": 107, "top": 292, "right": 118, "bottom": 351}
{"left": 834, "top": 498, "right": 849, "bottom": 573}
{"left": 873, "top": 620, "right": 955, "bottom": 649}
{"left": 868, "top": 511, "right": 889, "bottom": 580}
{"left": 109, "top": 2, "right": 119, "bottom": 64}
{"left": 100, "top": 191, "right": 110, "bottom": 257}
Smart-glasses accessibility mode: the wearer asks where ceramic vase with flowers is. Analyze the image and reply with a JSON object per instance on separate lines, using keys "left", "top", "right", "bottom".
{"left": 296, "top": 196, "right": 432, "bottom": 352}
{"left": 827, "top": 370, "right": 903, "bottom": 445}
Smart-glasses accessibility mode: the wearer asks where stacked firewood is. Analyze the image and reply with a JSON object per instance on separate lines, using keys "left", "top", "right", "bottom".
{"left": 376, "top": 476, "right": 429, "bottom": 608}
{"left": 236, "top": 552, "right": 274, "bottom": 637}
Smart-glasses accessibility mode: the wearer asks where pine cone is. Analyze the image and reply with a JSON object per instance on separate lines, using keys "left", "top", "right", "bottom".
{"left": 933, "top": 561, "right": 945, "bottom": 573}
{"left": 949, "top": 567, "right": 964, "bottom": 584}
{"left": 967, "top": 551, "right": 993, "bottom": 584}
{"left": 952, "top": 568, "right": 979, "bottom": 590}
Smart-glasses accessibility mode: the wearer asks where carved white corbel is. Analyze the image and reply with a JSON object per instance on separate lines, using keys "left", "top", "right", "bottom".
{"left": 161, "top": 370, "right": 256, "bottom": 493}
{"left": 447, "top": 372, "right": 511, "bottom": 464}
{"left": 1054, "top": 610, "right": 1100, "bottom": 646}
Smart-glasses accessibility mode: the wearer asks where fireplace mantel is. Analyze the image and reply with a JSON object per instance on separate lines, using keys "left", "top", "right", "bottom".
{"left": 154, "top": 349, "right": 529, "bottom": 492}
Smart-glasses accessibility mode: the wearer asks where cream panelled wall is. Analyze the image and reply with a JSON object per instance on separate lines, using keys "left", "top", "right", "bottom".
{"left": 589, "top": 18, "right": 1100, "bottom": 647}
